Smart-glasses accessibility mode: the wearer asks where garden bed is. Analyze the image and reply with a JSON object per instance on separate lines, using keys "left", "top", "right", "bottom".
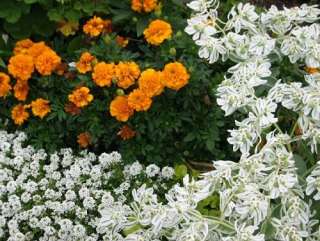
{"left": 1, "top": 0, "right": 320, "bottom": 240}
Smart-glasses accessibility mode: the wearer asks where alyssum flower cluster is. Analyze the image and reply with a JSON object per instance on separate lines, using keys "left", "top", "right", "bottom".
{"left": 0, "top": 130, "right": 175, "bottom": 241}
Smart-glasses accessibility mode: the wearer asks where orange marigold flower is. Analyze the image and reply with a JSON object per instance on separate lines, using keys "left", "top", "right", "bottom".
{"left": 0, "top": 72, "right": 11, "bottom": 97}
{"left": 8, "top": 54, "right": 34, "bottom": 81}
{"left": 162, "top": 62, "right": 190, "bottom": 90}
{"left": 27, "top": 42, "right": 51, "bottom": 60}
{"left": 118, "top": 125, "right": 136, "bottom": 140}
{"left": 115, "top": 61, "right": 140, "bottom": 89}
{"left": 138, "top": 69, "right": 164, "bottom": 97}
{"left": 13, "top": 39, "right": 34, "bottom": 55}
{"left": 30, "top": 98, "right": 51, "bottom": 119}
{"left": 110, "top": 95, "right": 134, "bottom": 122}
{"left": 77, "top": 132, "right": 92, "bottom": 148}
{"left": 143, "top": 19, "right": 172, "bottom": 46}
{"left": 11, "top": 104, "right": 29, "bottom": 125}
{"left": 76, "top": 52, "right": 97, "bottom": 74}
{"left": 83, "top": 16, "right": 112, "bottom": 37}
{"left": 128, "top": 89, "right": 152, "bottom": 111}
{"left": 116, "top": 36, "right": 129, "bottom": 48}
{"left": 64, "top": 102, "right": 82, "bottom": 115}
{"left": 131, "top": 0, "right": 158, "bottom": 13}
{"left": 35, "top": 49, "right": 61, "bottom": 76}
{"left": 68, "top": 87, "right": 94, "bottom": 108}
{"left": 14, "top": 80, "right": 29, "bottom": 101}
{"left": 92, "top": 62, "right": 115, "bottom": 87}
{"left": 305, "top": 67, "right": 319, "bottom": 75}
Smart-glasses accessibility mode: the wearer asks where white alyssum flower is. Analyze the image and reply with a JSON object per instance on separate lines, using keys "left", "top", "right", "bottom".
{"left": 161, "top": 166, "right": 175, "bottom": 179}
{"left": 145, "top": 164, "right": 160, "bottom": 178}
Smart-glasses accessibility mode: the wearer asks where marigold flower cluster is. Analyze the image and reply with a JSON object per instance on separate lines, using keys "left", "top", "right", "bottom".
{"left": 83, "top": 16, "right": 112, "bottom": 37}
{"left": 6, "top": 39, "right": 61, "bottom": 101}
{"left": 4, "top": 39, "right": 190, "bottom": 141}
{"left": 109, "top": 61, "right": 190, "bottom": 122}
{"left": 73, "top": 50, "right": 190, "bottom": 122}
{"left": 11, "top": 98, "right": 51, "bottom": 125}
{"left": 131, "top": 0, "right": 158, "bottom": 13}
{"left": 2, "top": 1, "right": 189, "bottom": 148}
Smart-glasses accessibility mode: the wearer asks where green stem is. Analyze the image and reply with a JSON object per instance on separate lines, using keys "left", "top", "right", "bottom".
{"left": 303, "top": 165, "right": 317, "bottom": 178}
{"left": 290, "top": 120, "right": 299, "bottom": 138}
{"left": 206, "top": 216, "right": 235, "bottom": 233}
{"left": 261, "top": 201, "right": 281, "bottom": 233}
{"left": 273, "top": 123, "right": 283, "bottom": 134}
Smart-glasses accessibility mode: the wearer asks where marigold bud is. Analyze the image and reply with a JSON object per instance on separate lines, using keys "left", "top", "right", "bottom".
{"left": 116, "top": 89, "right": 125, "bottom": 96}
{"left": 169, "top": 47, "right": 176, "bottom": 56}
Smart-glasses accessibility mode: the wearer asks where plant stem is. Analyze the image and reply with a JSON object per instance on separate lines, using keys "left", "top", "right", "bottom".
{"left": 290, "top": 120, "right": 299, "bottom": 138}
